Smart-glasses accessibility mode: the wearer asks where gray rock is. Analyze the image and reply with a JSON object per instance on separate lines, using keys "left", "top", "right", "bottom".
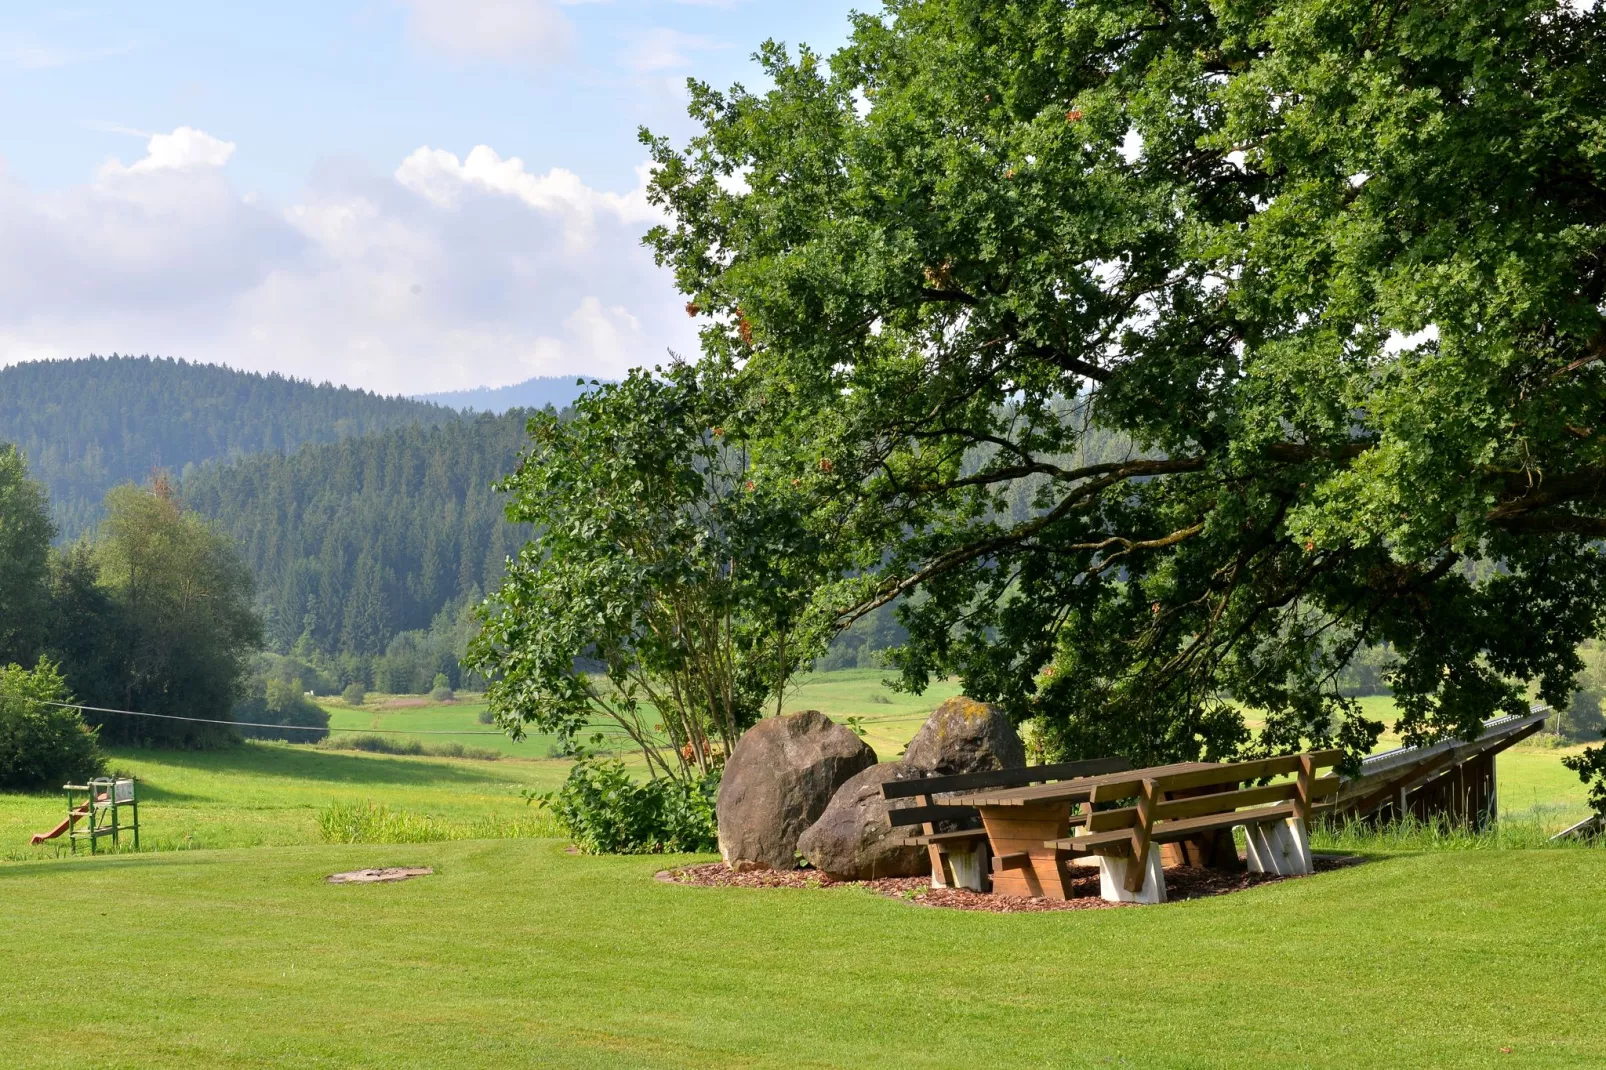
{"left": 903, "top": 696, "right": 1025, "bottom": 776}
{"left": 716, "top": 710, "right": 878, "bottom": 871}
{"left": 797, "top": 763, "right": 930, "bottom": 881}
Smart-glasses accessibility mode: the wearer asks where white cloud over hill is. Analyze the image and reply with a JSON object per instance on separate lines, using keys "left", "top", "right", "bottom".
{"left": 0, "top": 126, "right": 695, "bottom": 394}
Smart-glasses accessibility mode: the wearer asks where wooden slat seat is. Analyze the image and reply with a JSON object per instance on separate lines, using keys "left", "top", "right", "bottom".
{"left": 880, "top": 757, "right": 1131, "bottom": 891}
{"left": 894, "top": 828, "right": 990, "bottom": 847}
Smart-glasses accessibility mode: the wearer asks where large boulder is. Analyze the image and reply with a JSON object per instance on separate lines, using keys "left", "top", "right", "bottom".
{"left": 797, "top": 763, "right": 930, "bottom": 881}
{"left": 903, "top": 696, "right": 1025, "bottom": 776}
{"left": 716, "top": 710, "right": 878, "bottom": 871}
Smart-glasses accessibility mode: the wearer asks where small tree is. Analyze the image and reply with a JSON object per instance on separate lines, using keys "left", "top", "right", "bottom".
{"left": 0, "top": 660, "right": 105, "bottom": 791}
{"left": 468, "top": 364, "right": 835, "bottom": 780}
{"left": 91, "top": 478, "right": 262, "bottom": 746}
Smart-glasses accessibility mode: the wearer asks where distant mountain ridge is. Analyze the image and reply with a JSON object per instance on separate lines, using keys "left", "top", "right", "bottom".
{"left": 416, "top": 375, "right": 608, "bottom": 414}
{"left": 0, "top": 355, "right": 455, "bottom": 541}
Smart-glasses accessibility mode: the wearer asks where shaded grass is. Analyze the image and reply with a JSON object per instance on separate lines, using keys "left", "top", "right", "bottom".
{"left": 0, "top": 840, "right": 1604, "bottom": 1067}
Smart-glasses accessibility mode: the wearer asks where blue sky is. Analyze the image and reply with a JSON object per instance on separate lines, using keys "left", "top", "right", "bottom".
{"left": 0, "top": 2, "right": 859, "bottom": 393}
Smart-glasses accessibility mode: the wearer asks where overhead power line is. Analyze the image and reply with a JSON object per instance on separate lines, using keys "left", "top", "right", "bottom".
{"left": 40, "top": 700, "right": 511, "bottom": 736}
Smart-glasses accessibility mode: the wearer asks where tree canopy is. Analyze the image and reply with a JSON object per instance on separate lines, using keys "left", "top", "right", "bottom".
{"left": 87, "top": 479, "right": 263, "bottom": 745}
{"left": 0, "top": 444, "right": 54, "bottom": 667}
{"left": 642, "top": 0, "right": 1606, "bottom": 768}
{"left": 469, "top": 367, "right": 837, "bottom": 779}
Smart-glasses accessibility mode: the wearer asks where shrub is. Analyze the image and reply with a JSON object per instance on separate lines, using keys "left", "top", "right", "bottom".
{"left": 429, "top": 673, "right": 454, "bottom": 703}
{"left": 0, "top": 660, "right": 105, "bottom": 791}
{"left": 476, "top": 707, "right": 495, "bottom": 725}
{"left": 315, "top": 734, "right": 500, "bottom": 761}
{"left": 539, "top": 755, "right": 719, "bottom": 854}
{"left": 234, "top": 678, "right": 330, "bottom": 742}
{"left": 341, "top": 683, "right": 366, "bottom": 707}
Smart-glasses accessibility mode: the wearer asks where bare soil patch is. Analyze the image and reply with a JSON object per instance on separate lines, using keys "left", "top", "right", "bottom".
{"left": 377, "top": 697, "right": 430, "bottom": 710}
{"left": 658, "top": 855, "right": 1363, "bottom": 912}
{"left": 326, "top": 867, "right": 434, "bottom": 884}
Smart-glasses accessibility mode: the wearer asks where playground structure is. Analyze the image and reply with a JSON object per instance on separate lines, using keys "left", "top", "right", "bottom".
{"left": 29, "top": 777, "right": 139, "bottom": 854}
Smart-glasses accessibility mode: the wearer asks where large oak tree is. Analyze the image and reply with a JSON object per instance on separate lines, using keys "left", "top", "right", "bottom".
{"left": 643, "top": 0, "right": 1606, "bottom": 774}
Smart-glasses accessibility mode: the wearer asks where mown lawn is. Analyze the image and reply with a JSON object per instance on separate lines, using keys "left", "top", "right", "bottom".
{"left": 0, "top": 840, "right": 1603, "bottom": 1068}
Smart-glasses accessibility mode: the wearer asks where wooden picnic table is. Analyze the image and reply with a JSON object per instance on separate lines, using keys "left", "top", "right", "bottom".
{"left": 939, "top": 762, "right": 1222, "bottom": 899}
{"left": 939, "top": 752, "right": 1342, "bottom": 902}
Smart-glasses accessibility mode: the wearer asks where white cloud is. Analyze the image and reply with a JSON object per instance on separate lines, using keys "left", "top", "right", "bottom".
{"left": 0, "top": 128, "right": 696, "bottom": 395}
{"left": 626, "top": 28, "right": 718, "bottom": 74}
{"left": 400, "top": 0, "right": 575, "bottom": 68}
{"left": 107, "top": 126, "right": 237, "bottom": 175}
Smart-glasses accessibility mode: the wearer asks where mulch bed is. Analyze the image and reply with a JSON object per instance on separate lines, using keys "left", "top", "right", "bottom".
{"left": 658, "top": 855, "right": 1364, "bottom": 913}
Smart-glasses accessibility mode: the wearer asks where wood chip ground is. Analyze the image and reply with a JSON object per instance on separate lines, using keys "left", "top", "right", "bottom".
{"left": 659, "top": 855, "right": 1363, "bottom": 912}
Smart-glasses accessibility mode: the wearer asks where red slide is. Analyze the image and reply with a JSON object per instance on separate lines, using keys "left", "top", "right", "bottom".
{"left": 30, "top": 805, "right": 90, "bottom": 846}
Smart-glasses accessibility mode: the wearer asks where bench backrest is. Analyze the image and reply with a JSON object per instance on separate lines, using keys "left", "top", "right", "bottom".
{"left": 883, "top": 757, "right": 1131, "bottom": 828}
{"left": 1084, "top": 750, "right": 1344, "bottom": 834}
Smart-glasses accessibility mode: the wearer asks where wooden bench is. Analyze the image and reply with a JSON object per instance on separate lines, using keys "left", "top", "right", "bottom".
{"left": 881, "top": 758, "right": 1131, "bottom": 891}
{"left": 1045, "top": 750, "right": 1344, "bottom": 904}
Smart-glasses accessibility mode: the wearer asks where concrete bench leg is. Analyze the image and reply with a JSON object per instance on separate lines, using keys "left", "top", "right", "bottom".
{"left": 1246, "top": 818, "right": 1313, "bottom": 876}
{"left": 1244, "top": 823, "right": 1278, "bottom": 874}
{"left": 1283, "top": 816, "right": 1313, "bottom": 874}
{"left": 1097, "top": 850, "right": 1167, "bottom": 904}
{"left": 947, "top": 843, "right": 988, "bottom": 892}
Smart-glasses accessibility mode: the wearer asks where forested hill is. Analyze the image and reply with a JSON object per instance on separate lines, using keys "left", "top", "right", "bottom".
{"left": 416, "top": 375, "right": 605, "bottom": 414}
{"left": 180, "top": 409, "right": 534, "bottom": 662}
{"left": 0, "top": 355, "right": 456, "bottom": 540}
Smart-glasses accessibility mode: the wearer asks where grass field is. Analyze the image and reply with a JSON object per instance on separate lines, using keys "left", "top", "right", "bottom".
{"left": 1, "top": 840, "right": 1603, "bottom": 1068}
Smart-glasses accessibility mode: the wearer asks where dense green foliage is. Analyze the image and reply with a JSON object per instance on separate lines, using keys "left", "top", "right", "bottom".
{"left": 0, "top": 356, "right": 454, "bottom": 541}
{"left": 182, "top": 410, "right": 531, "bottom": 673}
{"left": 541, "top": 753, "right": 720, "bottom": 854}
{"left": 0, "top": 661, "right": 104, "bottom": 791}
{"left": 81, "top": 482, "right": 263, "bottom": 745}
{"left": 470, "top": 368, "right": 837, "bottom": 778}
{"left": 644, "top": 0, "right": 1606, "bottom": 772}
{"left": 0, "top": 444, "right": 54, "bottom": 667}
{"left": 233, "top": 677, "right": 330, "bottom": 743}
{"left": 1, "top": 445, "right": 263, "bottom": 748}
